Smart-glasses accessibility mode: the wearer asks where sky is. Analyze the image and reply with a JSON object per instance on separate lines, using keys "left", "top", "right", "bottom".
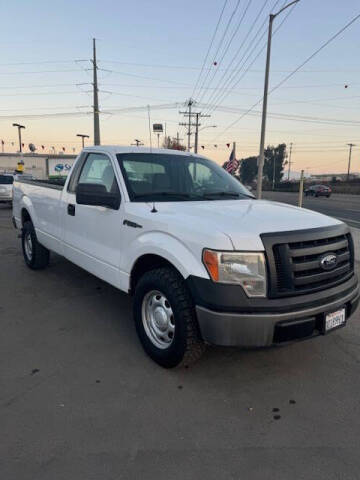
{"left": 1, "top": 0, "right": 360, "bottom": 175}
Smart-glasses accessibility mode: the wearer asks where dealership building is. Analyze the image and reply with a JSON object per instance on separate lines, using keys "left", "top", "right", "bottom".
{"left": 0, "top": 153, "right": 77, "bottom": 179}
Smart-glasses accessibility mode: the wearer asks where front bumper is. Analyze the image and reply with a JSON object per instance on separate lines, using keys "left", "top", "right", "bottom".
{"left": 189, "top": 276, "right": 359, "bottom": 347}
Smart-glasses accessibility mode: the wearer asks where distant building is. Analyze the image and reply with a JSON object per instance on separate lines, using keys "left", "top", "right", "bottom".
{"left": 0, "top": 153, "right": 77, "bottom": 179}
{"left": 310, "top": 173, "right": 360, "bottom": 182}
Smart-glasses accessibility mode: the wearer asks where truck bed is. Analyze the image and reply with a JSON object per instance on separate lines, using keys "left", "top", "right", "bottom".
{"left": 16, "top": 177, "right": 65, "bottom": 190}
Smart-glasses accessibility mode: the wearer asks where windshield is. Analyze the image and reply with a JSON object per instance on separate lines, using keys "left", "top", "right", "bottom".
{"left": 117, "top": 153, "right": 254, "bottom": 202}
{"left": 0, "top": 175, "right": 13, "bottom": 185}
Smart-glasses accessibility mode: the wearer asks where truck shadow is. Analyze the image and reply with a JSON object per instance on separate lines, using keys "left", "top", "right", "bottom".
{"left": 48, "top": 252, "right": 359, "bottom": 383}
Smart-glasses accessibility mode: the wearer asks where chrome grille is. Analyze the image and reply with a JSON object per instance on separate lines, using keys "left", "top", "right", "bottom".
{"left": 261, "top": 226, "right": 354, "bottom": 298}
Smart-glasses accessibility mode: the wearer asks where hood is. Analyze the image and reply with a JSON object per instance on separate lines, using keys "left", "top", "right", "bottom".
{"left": 139, "top": 199, "right": 342, "bottom": 251}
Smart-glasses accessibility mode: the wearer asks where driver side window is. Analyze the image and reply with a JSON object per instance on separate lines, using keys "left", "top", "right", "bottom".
{"left": 78, "top": 153, "right": 119, "bottom": 194}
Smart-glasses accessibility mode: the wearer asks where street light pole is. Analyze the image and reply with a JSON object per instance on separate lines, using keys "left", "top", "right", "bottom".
{"left": 195, "top": 124, "right": 217, "bottom": 154}
{"left": 287, "top": 142, "right": 293, "bottom": 180}
{"left": 76, "top": 134, "right": 90, "bottom": 149}
{"left": 12, "top": 123, "right": 25, "bottom": 153}
{"left": 92, "top": 38, "right": 100, "bottom": 145}
{"left": 256, "top": 0, "right": 300, "bottom": 199}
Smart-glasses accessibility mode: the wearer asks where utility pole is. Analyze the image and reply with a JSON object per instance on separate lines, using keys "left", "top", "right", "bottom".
{"left": 298, "top": 169, "right": 304, "bottom": 207}
{"left": 179, "top": 103, "right": 210, "bottom": 154}
{"left": 187, "top": 100, "right": 192, "bottom": 151}
{"left": 179, "top": 99, "right": 193, "bottom": 151}
{"left": 256, "top": 0, "right": 300, "bottom": 199}
{"left": 131, "top": 139, "right": 144, "bottom": 146}
{"left": 347, "top": 143, "right": 355, "bottom": 181}
{"left": 12, "top": 123, "right": 25, "bottom": 153}
{"left": 76, "top": 133, "right": 89, "bottom": 149}
{"left": 194, "top": 112, "right": 211, "bottom": 153}
{"left": 272, "top": 155, "right": 276, "bottom": 190}
{"left": 287, "top": 142, "right": 293, "bottom": 180}
{"left": 194, "top": 113, "right": 200, "bottom": 154}
{"left": 92, "top": 38, "right": 100, "bottom": 145}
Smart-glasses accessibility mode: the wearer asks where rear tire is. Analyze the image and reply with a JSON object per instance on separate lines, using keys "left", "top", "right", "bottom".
{"left": 22, "top": 221, "right": 50, "bottom": 270}
{"left": 133, "top": 267, "right": 205, "bottom": 368}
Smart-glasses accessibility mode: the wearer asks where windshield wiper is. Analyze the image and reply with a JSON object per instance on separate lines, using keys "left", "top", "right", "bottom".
{"left": 133, "top": 192, "right": 196, "bottom": 200}
{"left": 202, "top": 191, "right": 240, "bottom": 198}
{"left": 202, "top": 191, "right": 254, "bottom": 199}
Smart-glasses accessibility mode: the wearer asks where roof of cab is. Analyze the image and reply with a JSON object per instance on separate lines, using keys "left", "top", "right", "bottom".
{"left": 81, "top": 145, "right": 206, "bottom": 158}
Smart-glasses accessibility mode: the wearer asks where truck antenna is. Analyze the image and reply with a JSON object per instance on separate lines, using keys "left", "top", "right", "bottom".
{"left": 151, "top": 202, "right": 158, "bottom": 213}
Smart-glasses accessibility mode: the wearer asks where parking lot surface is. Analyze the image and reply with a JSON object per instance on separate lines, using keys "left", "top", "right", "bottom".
{"left": 1, "top": 204, "right": 360, "bottom": 480}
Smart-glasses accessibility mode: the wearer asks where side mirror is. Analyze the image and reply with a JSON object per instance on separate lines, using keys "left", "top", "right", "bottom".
{"left": 76, "top": 183, "right": 120, "bottom": 210}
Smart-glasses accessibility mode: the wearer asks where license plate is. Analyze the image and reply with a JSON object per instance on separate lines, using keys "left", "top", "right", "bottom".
{"left": 325, "top": 308, "right": 346, "bottom": 332}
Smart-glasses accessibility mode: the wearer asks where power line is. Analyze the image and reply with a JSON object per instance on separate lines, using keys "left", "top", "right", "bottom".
{"left": 269, "top": 14, "right": 360, "bottom": 97}
{"left": 213, "top": 12, "right": 360, "bottom": 140}
{"left": 0, "top": 91, "right": 88, "bottom": 97}
{"left": 201, "top": 0, "right": 271, "bottom": 108}
{"left": 197, "top": 0, "right": 254, "bottom": 104}
{"left": 198, "top": 102, "right": 360, "bottom": 126}
{"left": 195, "top": 0, "right": 242, "bottom": 101}
{"left": 0, "top": 69, "right": 83, "bottom": 75}
{"left": 0, "top": 83, "right": 82, "bottom": 89}
{"left": 191, "top": 0, "right": 229, "bottom": 99}
{"left": 99, "top": 68, "right": 193, "bottom": 86}
{"left": 202, "top": 0, "right": 286, "bottom": 112}
{"left": 204, "top": 0, "right": 295, "bottom": 116}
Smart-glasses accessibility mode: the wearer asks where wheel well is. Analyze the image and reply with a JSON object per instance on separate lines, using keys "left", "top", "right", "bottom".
{"left": 21, "top": 208, "right": 32, "bottom": 227}
{"left": 130, "top": 254, "right": 183, "bottom": 294}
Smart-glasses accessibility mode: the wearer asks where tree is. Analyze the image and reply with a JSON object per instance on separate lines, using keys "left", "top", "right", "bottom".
{"left": 239, "top": 156, "right": 258, "bottom": 184}
{"left": 263, "top": 143, "right": 286, "bottom": 187}
{"left": 163, "top": 136, "right": 186, "bottom": 151}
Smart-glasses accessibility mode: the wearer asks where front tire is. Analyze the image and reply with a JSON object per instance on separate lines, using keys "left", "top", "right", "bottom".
{"left": 133, "top": 267, "right": 205, "bottom": 368}
{"left": 22, "top": 221, "right": 50, "bottom": 270}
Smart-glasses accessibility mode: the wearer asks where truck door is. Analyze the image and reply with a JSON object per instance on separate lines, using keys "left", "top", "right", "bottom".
{"left": 61, "top": 151, "right": 123, "bottom": 287}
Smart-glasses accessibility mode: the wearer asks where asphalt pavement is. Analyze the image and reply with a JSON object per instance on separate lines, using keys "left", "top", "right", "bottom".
{"left": 263, "top": 191, "right": 360, "bottom": 229}
{"left": 1, "top": 203, "right": 360, "bottom": 480}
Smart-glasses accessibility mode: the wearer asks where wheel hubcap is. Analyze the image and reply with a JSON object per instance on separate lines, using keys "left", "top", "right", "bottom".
{"left": 142, "top": 290, "right": 175, "bottom": 349}
{"left": 24, "top": 232, "right": 33, "bottom": 260}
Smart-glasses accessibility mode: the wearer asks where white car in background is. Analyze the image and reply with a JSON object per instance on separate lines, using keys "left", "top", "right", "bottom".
{"left": 0, "top": 173, "right": 14, "bottom": 205}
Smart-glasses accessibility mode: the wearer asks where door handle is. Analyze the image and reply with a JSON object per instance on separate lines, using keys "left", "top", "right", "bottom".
{"left": 67, "top": 203, "right": 75, "bottom": 216}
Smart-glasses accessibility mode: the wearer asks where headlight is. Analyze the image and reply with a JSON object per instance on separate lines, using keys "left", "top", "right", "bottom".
{"left": 203, "top": 249, "right": 267, "bottom": 297}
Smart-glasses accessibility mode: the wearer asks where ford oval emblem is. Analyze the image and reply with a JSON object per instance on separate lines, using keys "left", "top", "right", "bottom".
{"left": 320, "top": 253, "right": 337, "bottom": 271}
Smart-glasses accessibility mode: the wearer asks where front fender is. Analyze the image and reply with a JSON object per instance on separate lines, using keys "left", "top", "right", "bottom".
{"left": 123, "top": 231, "right": 210, "bottom": 280}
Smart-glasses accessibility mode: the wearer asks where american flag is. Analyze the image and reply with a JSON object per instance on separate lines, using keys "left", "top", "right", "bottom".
{"left": 226, "top": 147, "right": 239, "bottom": 174}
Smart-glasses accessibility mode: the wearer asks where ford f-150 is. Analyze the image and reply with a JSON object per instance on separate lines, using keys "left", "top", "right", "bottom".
{"left": 12, "top": 146, "right": 359, "bottom": 367}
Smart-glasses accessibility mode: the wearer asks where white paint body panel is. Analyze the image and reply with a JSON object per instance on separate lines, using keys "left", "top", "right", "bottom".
{"left": 12, "top": 146, "right": 342, "bottom": 293}
{"left": 0, "top": 184, "right": 13, "bottom": 202}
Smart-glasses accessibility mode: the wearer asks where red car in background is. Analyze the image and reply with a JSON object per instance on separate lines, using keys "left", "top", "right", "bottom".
{"left": 305, "top": 184, "right": 332, "bottom": 198}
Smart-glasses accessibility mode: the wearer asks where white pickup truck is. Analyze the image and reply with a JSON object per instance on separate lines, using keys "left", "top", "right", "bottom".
{"left": 12, "top": 146, "right": 359, "bottom": 367}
